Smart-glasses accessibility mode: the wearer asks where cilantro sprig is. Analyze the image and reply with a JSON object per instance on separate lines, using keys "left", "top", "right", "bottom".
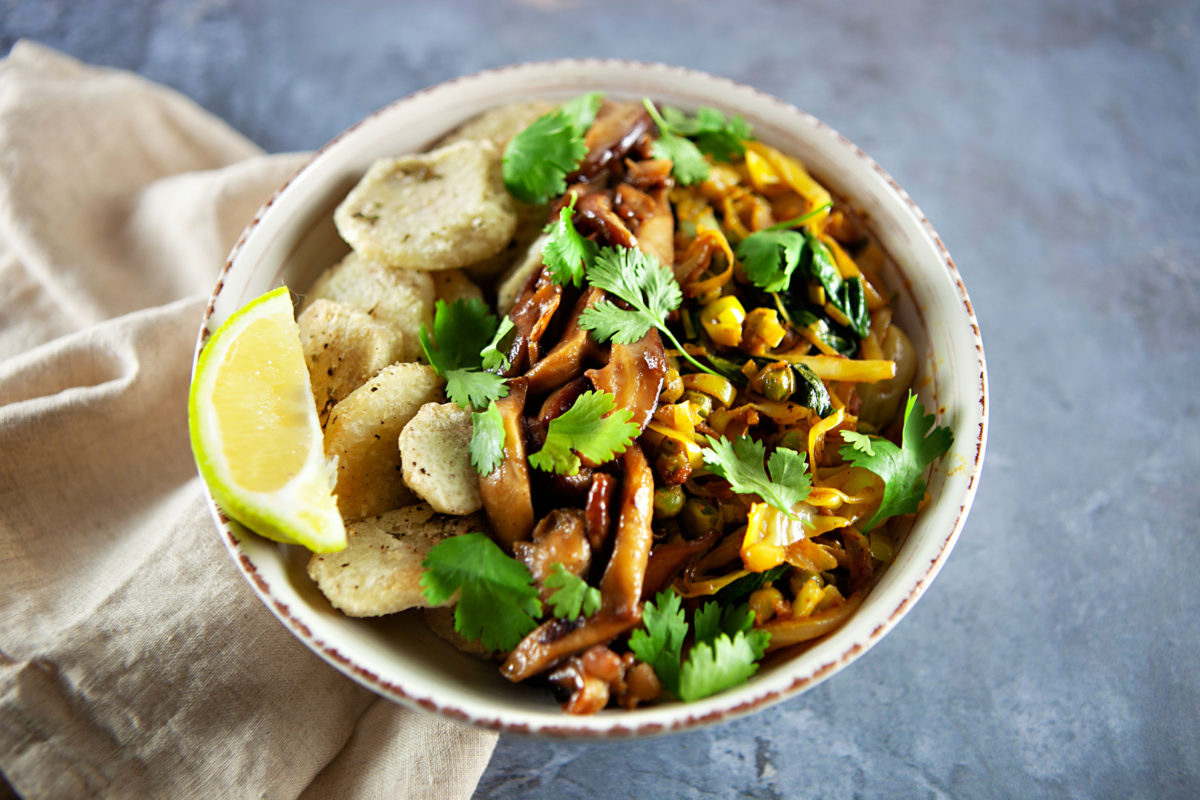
{"left": 468, "top": 400, "right": 506, "bottom": 476}
{"left": 419, "top": 298, "right": 509, "bottom": 410}
{"left": 740, "top": 220, "right": 869, "bottom": 339}
{"left": 577, "top": 245, "right": 727, "bottom": 379}
{"left": 480, "top": 316, "right": 515, "bottom": 372}
{"left": 503, "top": 92, "right": 604, "bottom": 204}
{"left": 627, "top": 591, "right": 688, "bottom": 696}
{"left": 659, "top": 104, "right": 754, "bottom": 163}
{"left": 419, "top": 533, "right": 542, "bottom": 651}
{"left": 642, "top": 99, "right": 711, "bottom": 185}
{"left": 737, "top": 203, "right": 833, "bottom": 292}
{"left": 839, "top": 393, "right": 954, "bottom": 531}
{"left": 701, "top": 435, "right": 812, "bottom": 519}
{"left": 629, "top": 592, "right": 771, "bottom": 702}
{"left": 545, "top": 563, "right": 602, "bottom": 620}
{"left": 541, "top": 192, "right": 598, "bottom": 287}
{"left": 527, "top": 390, "right": 639, "bottom": 476}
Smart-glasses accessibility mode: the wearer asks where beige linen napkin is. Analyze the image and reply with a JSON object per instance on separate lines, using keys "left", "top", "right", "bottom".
{"left": 0, "top": 42, "right": 497, "bottom": 799}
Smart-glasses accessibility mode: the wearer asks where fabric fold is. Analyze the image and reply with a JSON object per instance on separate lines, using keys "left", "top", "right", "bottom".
{"left": 0, "top": 41, "right": 497, "bottom": 800}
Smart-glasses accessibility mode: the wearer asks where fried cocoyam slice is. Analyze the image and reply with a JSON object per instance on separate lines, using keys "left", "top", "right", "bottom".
{"left": 307, "top": 504, "right": 484, "bottom": 617}
{"left": 303, "top": 251, "right": 433, "bottom": 362}
{"left": 436, "top": 100, "right": 557, "bottom": 152}
{"left": 324, "top": 363, "right": 444, "bottom": 520}
{"left": 399, "top": 402, "right": 482, "bottom": 516}
{"left": 298, "top": 299, "right": 407, "bottom": 425}
{"left": 333, "top": 140, "right": 518, "bottom": 271}
{"left": 430, "top": 268, "right": 484, "bottom": 306}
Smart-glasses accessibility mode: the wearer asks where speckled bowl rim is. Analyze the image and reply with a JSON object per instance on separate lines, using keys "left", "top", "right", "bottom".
{"left": 194, "top": 59, "right": 988, "bottom": 737}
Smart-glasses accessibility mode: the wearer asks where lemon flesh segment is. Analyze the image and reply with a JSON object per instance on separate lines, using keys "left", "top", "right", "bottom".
{"left": 189, "top": 286, "right": 346, "bottom": 553}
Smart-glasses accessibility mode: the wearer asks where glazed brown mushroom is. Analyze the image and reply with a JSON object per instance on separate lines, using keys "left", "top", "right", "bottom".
{"left": 570, "top": 100, "right": 652, "bottom": 183}
{"left": 502, "top": 270, "right": 563, "bottom": 376}
{"left": 583, "top": 472, "right": 616, "bottom": 552}
{"left": 631, "top": 186, "right": 675, "bottom": 268}
{"left": 501, "top": 445, "right": 654, "bottom": 681}
{"left": 478, "top": 378, "right": 535, "bottom": 548}
{"left": 585, "top": 329, "right": 667, "bottom": 433}
{"left": 513, "top": 508, "right": 591, "bottom": 604}
{"left": 524, "top": 286, "right": 605, "bottom": 395}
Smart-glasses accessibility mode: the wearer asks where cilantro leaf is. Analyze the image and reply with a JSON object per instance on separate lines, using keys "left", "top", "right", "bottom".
{"left": 583, "top": 245, "right": 682, "bottom": 325}
{"left": 628, "top": 591, "right": 688, "bottom": 696}
{"left": 420, "top": 298, "right": 510, "bottom": 410}
{"left": 643, "top": 99, "right": 710, "bottom": 185}
{"left": 840, "top": 429, "right": 875, "bottom": 456}
{"left": 559, "top": 91, "right": 605, "bottom": 132}
{"left": 701, "top": 435, "right": 812, "bottom": 518}
{"left": 692, "top": 601, "right": 757, "bottom": 649}
{"left": 419, "top": 532, "right": 542, "bottom": 651}
{"left": 544, "top": 563, "right": 602, "bottom": 620}
{"left": 502, "top": 92, "right": 603, "bottom": 204}
{"left": 444, "top": 369, "right": 507, "bottom": 410}
{"left": 480, "top": 315, "right": 515, "bottom": 372}
{"left": 660, "top": 104, "right": 753, "bottom": 162}
{"left": 419, "top": 298, "right": 496, "bottom": 373}
{"left": 838, "top": 393, "right": 954, "bottom": 531}
{"left": 469, "top": 400, "right": 506, "bottom": 476}
{"left": 542, "top": 193, "right": 598, "bottom": 287}
{"left": 678, "top": 629, "right": 771, "bottom": 702}
{"left": 738, "top": 229, "right": 806, "bottom": 293}
{"left": 527, "top": 390, "right": 639, "bottom": 475}
{"left": 576, "top": 245, "right": 725, "bottom": 382}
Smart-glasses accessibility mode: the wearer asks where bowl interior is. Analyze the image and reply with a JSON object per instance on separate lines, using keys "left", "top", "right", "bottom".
{"left": 202, "top": 61, "right": 987, "bottom": 735}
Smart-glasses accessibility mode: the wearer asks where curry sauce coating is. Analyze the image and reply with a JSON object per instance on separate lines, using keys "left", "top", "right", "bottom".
{"left": 333, "top": 139, "right": 518, "bottom": 271}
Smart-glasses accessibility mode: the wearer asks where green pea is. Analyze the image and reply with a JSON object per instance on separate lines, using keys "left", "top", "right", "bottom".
{"left": 653, "top": 486, "right": 686, "bottom": 518}
{"left": 681, "top": 390, "right": 714, "bottom": 420}
{"left": 777, "top": 429, "right": 806, "bottom": 452}
{"left": 654, "top": 439, "right": 693, "bottom": 484}
{"left": 680, "top": 497, "right": 722, "bottom": 538}
{"left": 758, "top": 364, "right": 796, "bottom": 401}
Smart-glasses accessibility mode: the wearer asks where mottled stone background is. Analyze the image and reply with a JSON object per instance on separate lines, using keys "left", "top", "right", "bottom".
{"left": 4, "top": 0, "right": 1197, "bottom": 797}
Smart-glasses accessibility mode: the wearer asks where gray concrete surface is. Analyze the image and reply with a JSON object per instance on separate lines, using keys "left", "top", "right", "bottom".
{"left": 4, "top": 0, "right": 1198, "bottom": 797}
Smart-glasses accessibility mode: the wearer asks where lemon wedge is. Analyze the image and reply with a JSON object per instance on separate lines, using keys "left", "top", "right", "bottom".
{"left": 188, "top": 286, "right": 346, "bottom": 553}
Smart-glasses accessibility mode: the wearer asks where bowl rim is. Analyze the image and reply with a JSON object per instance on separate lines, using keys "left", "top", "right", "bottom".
{"left": 195, "top": 58, "right": 988, "bottom": 737}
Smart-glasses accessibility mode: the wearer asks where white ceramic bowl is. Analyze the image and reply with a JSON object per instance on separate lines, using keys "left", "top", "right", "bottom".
{"left": 196, "top": 60, "right": 988, "bottom": 736}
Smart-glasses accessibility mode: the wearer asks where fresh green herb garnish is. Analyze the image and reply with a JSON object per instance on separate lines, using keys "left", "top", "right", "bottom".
{"left": 469, "top": 400, "right": 506, "bottom": 476}
{"left": 419, "top": 532, "right": 542, "bottom": 651}
{"left": 541, "top": 192, "right": 598, "bottom": 287}
{"left": 678, "top": 627, "right": 770, "bottom": 702}
{"left": 480, "top": 315, "right": 515, "bottom": 372}
{"left": 692, "top": 601, "right": 758, "bottom": 647}
{"left": 740, "top": 221, "right": 869, "bottom": 339}
{"left": 527, "top": 389, "right": 639, "bottom": 476}
{"left": 545, "top": 563, "right": 602, "bottom": 620}
{"left": 577, "top": 245, "right": 726, "bottom": 379}
{"left": 659, "top": 105, "right": 754, "bottom": 163}
{"left": 701, "top": 434, "right": 813, "bottom": 519}
{"left": 642, "top": 99, "right": 711, "bottom": 185}
{"left": 628, "top": 591, "right": 688, "bottom": 696}
{"left": 839, "top": 393, "right": 954, "bottom": 531}
{"left": 502, "top": 92, "right": 604, "bottom": 204}
{"left": 629, "top": 593, "right": 771, "bottom": 702}
{"left": 738, "top": 229, "right": 806, "bottom": 293}
{"left": 419, "top": 298, "right": 509, "bottom": 409}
